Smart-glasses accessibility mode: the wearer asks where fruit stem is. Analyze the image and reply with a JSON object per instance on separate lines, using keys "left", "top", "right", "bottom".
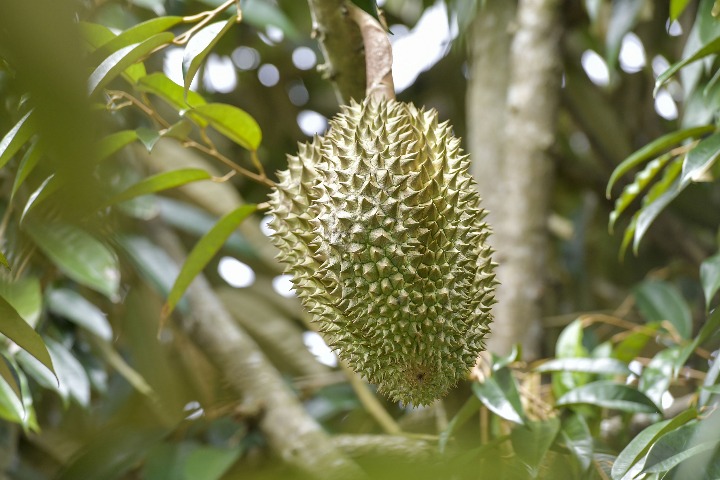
{"left": 348, "top": 3, "right": 395, "bottom": 101}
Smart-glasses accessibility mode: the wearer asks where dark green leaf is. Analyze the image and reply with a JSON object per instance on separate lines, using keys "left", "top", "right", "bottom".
{"left": 0, "top": 295, "right": 54, "bottom": 379}
{"left": 46, "top": 289, "right": 112, "bottom": 340}
{"left": 655, "top": 36, "right": 720, "bottom": 96}
{"left": 643, "top": 419, "right": 720, "bottom": 473}
{"left": 163, "top": 204, "right": 257, "bottom": 318}
{"left": 612, "top": 409, "right": 697, "bottom": 480}
{"left": 634, "top": 280, "right": 692, "bottom": 339}
{"left": 11, "top": 138, "right": 42, "bottom": 201}
{"left": 701, "top": 252, "right": 720, "bottom": 309}
{"left": 183, "top": 446, "right": 242, "bottom": 480}
{"left": 510, "top": 418, "right": 561, "bottom": 474}
{"left": 634, "top": 179, "right": 684, "bottom": 253}
{"left": 103, "top": 168, "right": 211, "bottom": 209}
{"left": 97, "top": 130, "right": 139, "bottom": 160}
{"left": 556, "top": 381, "right": 661, "bottom": 413}
{"left": 681, "top": 132, "right": 720, "bottom": 187}
{"left": 88, "top": 32, "right": 174, "bottom": 95}
{"left": 190, "top": 103, "right": 262, "bottom": 151}
{"left": 45, "top": 338, "right": 90, "bottom": 407}
{"left": 535, "top": 357, "right": 630, "bottom": 376}
{"left": 0, "top": 355, "right": 20, "bottom": 407}
{"left": 671, "top": 0, "right": 693, "bottom": 20}
{"left": 561, "top": 413, "right": 593, "bottom": 471}
{"left": 438, "top": 395, "right": 481, "bottom": 453}
{"left": 182, "top": 19, "right": 236, "bottom": 96}
{"left": 606, "top": 126, "right": 713, "bottom": 197}
{"left": 24, "top": 220, "right": 120, "bottom": 300}
{"left": 471, "top": 370, "right": 525, "bottom": 425}
{"left": 0, "top": 110, "right": 36, "bottom": 170}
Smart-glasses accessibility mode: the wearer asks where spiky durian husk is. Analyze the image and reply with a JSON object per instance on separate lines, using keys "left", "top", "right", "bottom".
{"left": 268, "top": 98, "right": 495, "bottom": 405}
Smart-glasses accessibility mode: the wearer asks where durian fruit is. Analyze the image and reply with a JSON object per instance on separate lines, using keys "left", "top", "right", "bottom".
{"left": 268, "top": 97, "right": 495, "bottom": 406}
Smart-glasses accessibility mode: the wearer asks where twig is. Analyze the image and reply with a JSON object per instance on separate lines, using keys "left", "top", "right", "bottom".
{"left": 340, "top": 361, "right": 403, "bottom": 435}
{"left": 176, "top": 0, "right": 240, "bottom": 45}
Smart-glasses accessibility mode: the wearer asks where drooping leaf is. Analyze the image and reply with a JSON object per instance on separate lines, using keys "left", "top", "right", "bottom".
{"left": 0, "top": 355, "right": 20, "bottom": 406}
{"left": 560, "top": 413, "right": 593, "bottom": 471}
{"left": 438, "top": 395, "right": 481, "bottom": 453}
{"left": 509, "top": 418, "right": 561, "bottom": 475}
{"left": 0, "top": 110, "right": 36, "bottom": 170}
{"left": 135, "top": 127, "right": 161, "bottom": 152}
{"left": 190, "top": 103, "right": 262, "bottom": 151}
{"left": 46, "top": 289, "right": 112, "bottom": 340}
{"left": 612, "top": 409, "right": 697, "bottom": 480}
{"left": 183, "top": 446, "right": 242, "bottom": 480}
{"left": 88, "top": 32, "right": 174, "bottom": 95}
{"left": 11, "top": 138, "right": 42, "bottom": 200}
{"left": 182, "top": 19, "right": 236, "bottom": 96}
{"left": 162, "top": 204, "right": 257, "bottom": 318}
{"left": 655, "top": 36, "right": 720, "bottom": 96}
{"left": 0, "top": 276, "right": 42, "bottom": 327}
{"left": 24, "top": 220, "right": 120, "bottom": 300}
{"left": 634, "top": 280, "right": 692, "bottom": 339}
{"left": 16, "top": 349, "right": 68, "bottom": 401}
{"left": 634, "top": 178, "right": 684, "bottom": 253}
{"left": 45, "top": 338, "right": 90, "bottom": 407}
{"left": 701, "top": 251, "right": 720, "bottom": 309}
{"left": 556, "top": 381, "right": 661, "bottom": 414}
{"left": 642, "top": 417, "right": 720, "bottom": 474}
{"left": 89, "top": 16, "right": 182, "bottom": 62}
{"left": 0, "top": 368, "right": 25, "bottom": 426}
{"left": 471, "top": 369, "right": 526, "bottom": 425}
{"left": 681, "top": 132, "right": 720, "bottom": 187}
{"left": 638, "top": 347, "right": 680, "bottom": 409}
{"left": 0, "top": 295, "right": 55, "bottom": 380}
{"left": 20, "top": 175, "right": 59, "bottom": 223}
{"left": 97, "top": 130, "right": 139, "bottom": 161}
{"left": 103, "top": 168, "right": 211, "bottom": 209}
{"left": 136, "top": 73, "right": 207, "bottom": 112}
{"left": 606, "top": 126, "right": 713, "bottom": 197}
{"left": 535, "top": 357, "right": 630, "bottom": 376}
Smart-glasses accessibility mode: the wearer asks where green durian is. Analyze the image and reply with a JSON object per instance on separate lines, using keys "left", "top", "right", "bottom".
{"left": 268, "top": 97, "right": 496, "bottom": 405}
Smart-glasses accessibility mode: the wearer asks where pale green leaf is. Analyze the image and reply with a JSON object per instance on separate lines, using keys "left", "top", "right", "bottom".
{"left": 136, "top": 127, "right": 161, "bottom": 152}
{"left": 182, "top": 19, "right": 236, "bottom": 96}
{"left": 46, "top": 289, "right": 112, "bottom": 340}
{"left": 24, "top": 221, "right": 120, "bottom": 300}
{"left": 0, "top": 370, "right": 25, "bottom": 426}
{"left": 103, "top": 168, "right": 211, "bottom": 209}
{"left": 535, "top": 357, "right": 630, "bottom": 376}
{"left": 643, "top": 418, "right": 720, "bottom": 474}
{"left": 561, "top": 413, "right": 593, "bottom": 471}
{"left": 471, "top": 369, "right": 526, "bottom": 425}
{"left": 681, "top": 132, "right": 720, "bottom": 187}
{"left": 671, "top": 0, "right": 693, "bottom": 20}
{"left": 190, "top": 103, "right": 262, "bottom": 151}
{"left": 510, "top": 418, "right": 561, "bottom": 474}
{"left": 0, "top": 276, "right": 42, "bottom": 327}
{"left": 556, "top": 381, "right": 661, "bottom": 413}
{"left": 183, "top": 446, "right": 242, "bottom": 480}
{"left": 136, "top": 73, "right": 207, "bottom": 111}
{"left": 88, "top": 32, "right": 174, "bottom": 95}
{"left": 90, "top": 16, "right": 182, "bottom": 62}
{"left": 163, "top": 204, "right": 257, "bottom": 318}
{"left": 0, "top": 295, "right": 55, "bottom": 379}
{"left": 11, "top": 138, "right": 42, "bottom": 201}
{"left": 45, "top": 338, "right": 90, "bottom": 407}
{"left": 0, "top": 110, "right": 36, "bottom": 170}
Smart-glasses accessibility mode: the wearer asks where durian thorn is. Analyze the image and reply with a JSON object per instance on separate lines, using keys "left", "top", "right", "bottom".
{"left": 347, "top": 3, "right": 395, "bottom": 101}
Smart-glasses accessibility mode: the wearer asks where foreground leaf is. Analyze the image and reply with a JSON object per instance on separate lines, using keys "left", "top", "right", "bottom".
{"left": 556, "top": 381, "right": 661, "bottom": 413}
{"left": 561, "top": 413, "right": 593, "bottom": 471}
{"left": 655, "top": 36, "right": 720, "bottom": 95}
{"left": 510, "top": 418, "right": 561, "bottom": 475}
{"left": 0, "top": 110, "right": 36, "bottom": 170}
{"left": 162, "top": 204, "right": 257, "bottom": 318}
{"left": 25, "top": 221, "right": 120, "bottom": 300}
{"left": 643, "top": 418, "right": 720, "bottom": 474}
{"left": 0, "top": 295, "right": 54, "bottom": 379}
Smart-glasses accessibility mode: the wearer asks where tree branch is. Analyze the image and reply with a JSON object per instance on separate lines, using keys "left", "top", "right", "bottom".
{"left": 154, "top": 228, "right": 365, "bottom": 480}
{"left": 306, "top": 0, "right": 366, "bottom": 103}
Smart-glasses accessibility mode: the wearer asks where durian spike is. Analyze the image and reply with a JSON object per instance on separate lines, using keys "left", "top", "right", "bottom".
{"left": 347, "top": 3, "right": 395, "bottom": 101}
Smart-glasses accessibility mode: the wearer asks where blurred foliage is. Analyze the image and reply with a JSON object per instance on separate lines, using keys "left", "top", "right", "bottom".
{"left": 0, "top": 0, "right": 717, "bottom": 479}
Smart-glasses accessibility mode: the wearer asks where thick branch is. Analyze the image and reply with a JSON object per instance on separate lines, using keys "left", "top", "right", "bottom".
{"left": 155, "top": 228, "right": 365, "bottom": 480}
{"left": 307, "top": 0, "right": 366, "bottom": 103}
{"left": 334, "top": 434, "right": 435, "bottom": 462}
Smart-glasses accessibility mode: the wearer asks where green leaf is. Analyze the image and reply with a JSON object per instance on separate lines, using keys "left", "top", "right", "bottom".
{"left": 136, "top": 127, "right": 161, "bottom": 152}
{"left": 79, "top": 21, "right": 117, "bottom": 49}
{"left": 88, "top": 32, "right": 174, "bottom": 95}
{"left": 681, "top": 132, "right": 720, "bottom": 187}
{"left": 190, "top": 103, "right": 262, "bottom": 151}
{"left": 535, "top": 357, "right": 630, "bottom": 376}
{"left": 24, "top": 220, "right": 120, "bottom": 300}
{"left": 16, "top": 349, "right": 67, "bottom": 401}
{"left": 183, "top": 446, "right": 242, "bottom": 480}
{"left": 0, "top": 276, "right": 42, "bottom": 327}
{"left": 0, "top": 369, "right": 25, "bottom": 426}
{"left": 655, "top": 36, "right": 720, "bottom": 96}
{"left": 560, "top": 413, "right": 593, "bottom": 471}
{"left": 89, "top": 16, "right": 182, "bottom": 63}
{"left": 0, "top": 355, "right": 21, "bottom": 407}
{"left": 0, "top": 295, "right": 55, "bottom": 379}
{"left": 242, "top": 0, "right": 300, "bottom": 40}
{"left": 46, "top": 289, "right": 112, "bottom": 340}
{"left": 556, "top": 381, "right": 661, "bottom": 413}
{"left": 701, "top": 251, "right": 720, "bottom": 309}
{"left": 97, "top": 130, "right": 139, "bottom": 161}
{"left": 671, "top": 0, "right": 693, "bottom": 20}
{"left": 606, "top": 126, "right": 713, "bottom": 197}
{"left": 45, "top": 338, "right": 90, "bottom": 407}
{"left": 182, "top": 19, "right": 236, "bottom": 96}
{"left": 471, "top": 370, "right": 526, "bottom": 425}
{"left": 642, "top": 417, "right": 720, "bottom": 474}
{"left": 161, "top": 120, "right": 194, "bottom": 141}
{"left": 11, "top": 138, "right": 42, "bottom": 201}
{"left": 438, "top": 395, "right": 481, "bottom": 453}
{"left": 605, "top": 0, "right": 644, "bottom": 71}
{"left": 634, "top": 179, "right": 684, "bottom": 254}
{"left": 20, "top": 175, "right": 59, "bottom": 223}
{"left": 700, "top": 352, "right": 720, "bottom": 406}
{"left": 510, "top": 418, "right": 561, "bottom": 474}
{"left": 612, "top": 409, "right": 697, "bottom": 480}
{"left": 103, "top": 168, "right": 211, "bottom": 209}
{"left": 136, "top": 73, "right": 207, "bottom": 112}
{"left": 163, "top": 204, "right": 257, "bottom": 318}
{"left": 612, "top": 324, "right": 659, "bottom": 363}
{"left": 638, "top": 347, "right": 680, "bottom": 408}
{"left": 0, "top": 251, "right": 9, "bottom": 271}
{"left": 0, "top": 110, "right": 36, "bottom": 170}
{"left": 552, "top": 319, "right": 590, "bottom": 398}
{"left": 634, "top": 280, "right": 692, "bottom": 339}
